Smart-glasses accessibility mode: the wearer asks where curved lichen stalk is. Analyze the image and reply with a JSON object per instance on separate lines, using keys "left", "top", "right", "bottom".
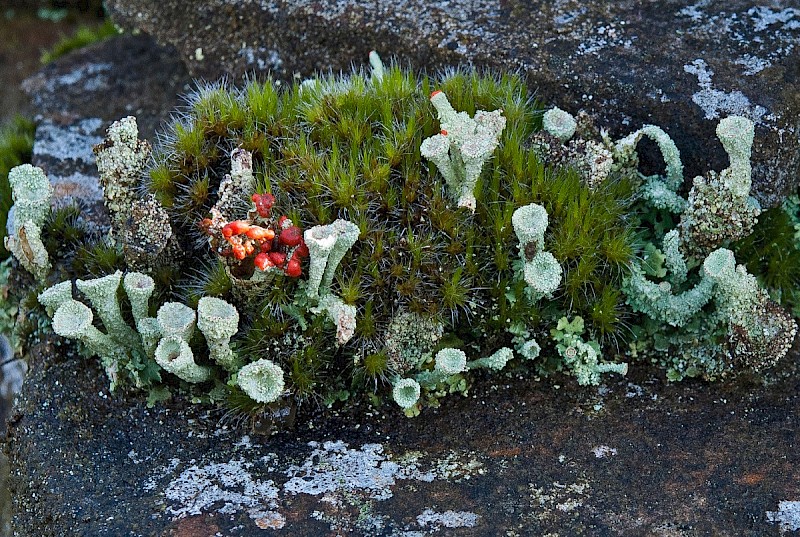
{"left": 615, "top": 125, "right": 685, "bottom": 213}
{"left": 623, "top": 230, "right": 715, "bottom": 327}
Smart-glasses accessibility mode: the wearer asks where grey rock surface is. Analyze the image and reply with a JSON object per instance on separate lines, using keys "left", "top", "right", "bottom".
{"left": 7, "top": 337, "right": 800, "bottom": 535}
{"left": 106, "top": 0, "right": 800, "bottom": 206}
{"left": 21, "top": 34, "right": 191, "bottom": 219}
{"left": 5, "top": 15, "right": 800, "bottom": 537}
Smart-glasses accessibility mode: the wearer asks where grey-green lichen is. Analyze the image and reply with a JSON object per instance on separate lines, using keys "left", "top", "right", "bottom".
{"left": 542, "top": 107, "right": 577, "bottom": 142}
{"left": 304, "top": 219, "right": 360, "bottom": 301}
{"left": 93, "top": 117, "right": 177, "bottom": 271}
{"left": 468, "top": 347, "right": 514, "bottom": 371}
{"left": 27, "top": 57, "right": 800, "bottom": 424}
{"left": 40, "top": 271, "right": 244, "bottom": 390}
{"left": 391, "top": 377, "right": 421, "bottom": 410}
{"left": 420, "top": 90, "right": 506, "bottom": 211}
{"left": 155, "top": 335, "right": 212, "bottom": 384}
{"left": 237, "top": 358, "right": 285, "bottom": 403}
{"left": 679, "top": 117, "right": 761, "bottom": 256}
{"left": 4, "top": 164, "right": 53, "bottom": 280}
{"left": 512, "top": 203, "right": 562, "bottom": 297}
{"left": 197, "top": 296, "right": 240, "bottom": 371}
{"left": 551, "top": 317, "right": 627, "bottom": 386}
{"left": 312, "top": 294, "right": 357, "bottom": 346}
{"left": 703, "top": 249, "right": 798, "bottom": 370}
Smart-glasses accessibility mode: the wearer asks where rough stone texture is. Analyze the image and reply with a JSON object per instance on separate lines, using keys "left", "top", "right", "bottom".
{"left": 7, "top": 337, "right": 800, "bottom": 535}
{"left": 105, "top": 0, "right": 800, "bottom": 207}
{"left": 21, "top": 34, "right": 188, "bottom": 141}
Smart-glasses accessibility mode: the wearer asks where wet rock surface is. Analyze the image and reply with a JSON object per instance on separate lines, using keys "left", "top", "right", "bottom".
{"left": 4, "top": 12, "right": 800, "bottom": 537}
{"left": 106, "top": 0, "right": 800, "bottom": 207}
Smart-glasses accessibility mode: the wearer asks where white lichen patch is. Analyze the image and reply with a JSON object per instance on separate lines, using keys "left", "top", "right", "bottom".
{"left": 149, "top": 439, "right": 488, "bottom": 531}
{"left": 54, "top": 62, "right": 111, "bottom": 91}
{"left": 143, "top": 457, "right": 181, "bottom": 491}
{"left": 238, "top": 45, "right": 283, "bottom": 71}
{"left": 576, "top": 24, "right": 636, "bottom": 56}
{"left": 33, "top": 118, "right": 104, "bottom": 163}
{"left": 284, "top": 441, "right": 435, "bottom": 499}
{"left": 268, "top": 0, "right": 501, "bottom": 58}
{"left": 678, "top": 4, "right": 800, "bottom": 68}
{"left": 528, "top": 479, "right": 592, "bottom": 521}
{"left": 683, "top": 59, "right": 767, "bottom": 122}
{"left": 164, "top": 458, "right": 280, "bottom": 521}
{"left": 767, "top": 501, "right": 800, "bottom": 533}
{"left": 735, "top": 54, "right": 772, "bottom": 76}
{"left": 431, "top": 451, "right": 484, "bottom": 481}
{"left": 591, "top": 445, "right": 618, "bottom": 458}
{"left": 416, "top": 508, "right": 480, "bottom": 529}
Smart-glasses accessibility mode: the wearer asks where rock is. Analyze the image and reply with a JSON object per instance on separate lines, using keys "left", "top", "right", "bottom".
{"left": 20, "top": 34, "right": 191, "bottom": 217}
{"left": 7, "top": 336, "right": 800, "bottom": 535}
{"left": 22, "top": 33, "right": 190, "bottom": 141}
{"left": 105, "top": 0, "right": 800, "bottom": 206}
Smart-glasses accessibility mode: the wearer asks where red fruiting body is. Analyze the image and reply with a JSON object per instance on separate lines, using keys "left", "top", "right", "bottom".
{"left": 246, "top": 226, "right": 275, "bottom": 240}
{"left": 430, "top": 90, "right": 441, "bottom": 98}
{"left": 278, "top": 226, "right": 302, "bottom": 247}
{"left": 254, "top": 252, "right": 273, "bottom": 271}
{"left": 294, "top": 240, "right": 309, "bottom": 258}
{"left": 268, "top": 251, "right": 286, "bottom": 267}
{"left": 259, "top": 240, "right": 272, "bottom": 253}
{"left": 277, "top": 215, "right": 289, "bottom": 228}
{"left": 440, "top": 129, "right": 447, "bottom": 136}
{"left": 222, "top": 220, "right": 251, "bottom": 238}
{"left": 252, "top": 192, "right": 275, "bottom": 218}
{"left": 232, "top": 244, "right": 247, "bottom": 260}
{"left": 244, "top": 240, "right": 255, "bottom": 256}
{"left": 285, "top": 257, "right": 302, "bottom": 277}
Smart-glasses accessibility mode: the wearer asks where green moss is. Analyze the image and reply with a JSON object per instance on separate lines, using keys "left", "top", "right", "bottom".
{"left": 137, "top": 66, "right": 638, "bottom": 404}
{"left": 733, "top": 206, "right": 800, "bottom": 312}
{"left": 40, "top": 19, "right": 119, "bottom": 64}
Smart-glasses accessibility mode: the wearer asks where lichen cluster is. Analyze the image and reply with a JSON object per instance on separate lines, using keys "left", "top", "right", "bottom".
{"left": 533, "top": 107, "right": 798, "bottom": 381}
{"left": 3, "top": 54, "right": 799, "bottom": 428}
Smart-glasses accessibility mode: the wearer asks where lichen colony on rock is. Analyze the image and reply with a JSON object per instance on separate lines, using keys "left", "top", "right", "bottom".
{"left": 2, "top": 52, "right": 795, "bottom": 428}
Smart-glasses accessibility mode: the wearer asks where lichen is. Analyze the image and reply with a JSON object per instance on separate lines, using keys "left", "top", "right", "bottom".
{"left": 29, "top": 55, "right": 800, "bottom": 424}
{"left": 4, "top": 164, "right": 53, "bottom": 280}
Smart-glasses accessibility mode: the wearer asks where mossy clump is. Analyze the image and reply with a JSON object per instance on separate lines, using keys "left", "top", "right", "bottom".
{"left": 141, "top": 66, "right": 636, "bottom": 398}
{"left": 30, "top": 58, "right": 645, "bottom": 425}
{"left": 733, "top": 206, "right": 800, "bottom": 314}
